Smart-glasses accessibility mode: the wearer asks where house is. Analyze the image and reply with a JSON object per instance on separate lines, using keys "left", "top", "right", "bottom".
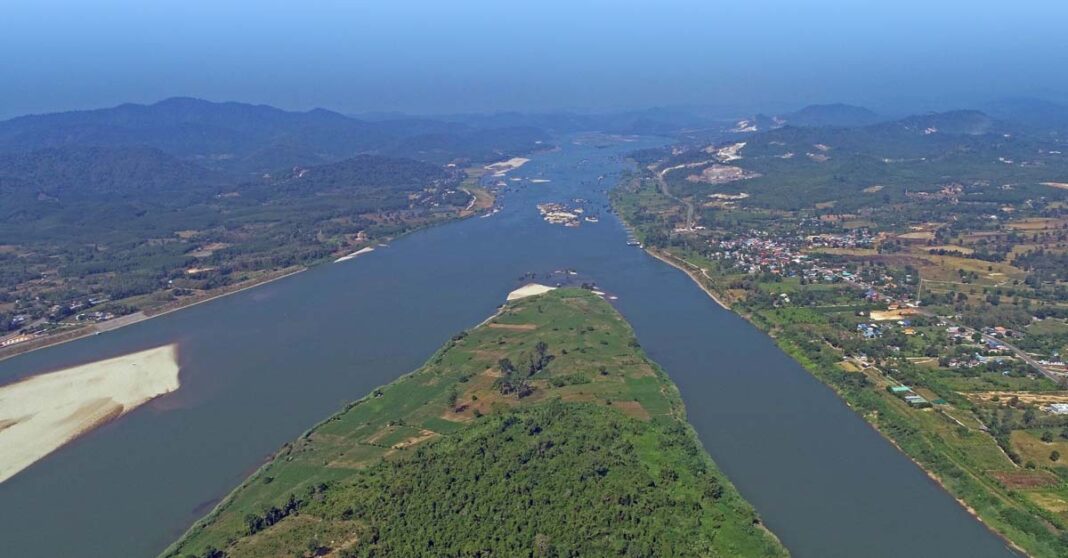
{"left": 904, "top": 395, "right": 931, "bottom": 408}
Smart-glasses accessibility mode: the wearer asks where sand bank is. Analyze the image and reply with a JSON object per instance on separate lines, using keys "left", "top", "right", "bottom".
{"left": 334, "top": 246, "right": 375, "bottom": 263}
{"left": 0, "top": 344, "right": 181, "bottom": 484}
{"left": 485, "top": 157, "right": 530, "bottom": 177}
{"left": 506, "top": 283, "right": 556, "bottom": 301}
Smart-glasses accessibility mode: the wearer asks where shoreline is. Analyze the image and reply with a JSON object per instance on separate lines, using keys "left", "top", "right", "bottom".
{"left": 0, "top": 185, "right": 503, "bottom": 365}
{"left": 0, "top": 267, "right": 306, "bottom": 365}
{"left": 644, "top": 248, "right": 731, "bottom": 310}
{"left": 641, "top": 243, "right": 1031, "bottom": 557}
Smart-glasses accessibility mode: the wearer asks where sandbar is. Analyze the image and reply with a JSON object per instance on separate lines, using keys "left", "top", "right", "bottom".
{"left": 506, "top": 283, "right": 556, "bottom": 301}
{"left": 0, "top": 344, "right": 181, "bottom": 484}
{"left": 334, "top": 246, "right": 375, "bottom": 263}
{"left": 485, "top": 157, "right": 530, "bottom": 177}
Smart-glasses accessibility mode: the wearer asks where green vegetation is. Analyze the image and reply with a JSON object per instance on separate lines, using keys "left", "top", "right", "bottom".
{"left": 0, "top": 147, "right": 475, "bottom": 343}
{"left": 162, "top": 289, "right": 786, "bottom": 558}
{"left": 0, "top": 98, "right": 556, "bottom": 352}
{"left": 613, "top": 112, "right": 1068, "bottom": 557}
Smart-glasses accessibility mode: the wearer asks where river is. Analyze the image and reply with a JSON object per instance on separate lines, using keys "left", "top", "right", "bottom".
{"left": 0, "top": 135, "right": 1019, "bottom": 557}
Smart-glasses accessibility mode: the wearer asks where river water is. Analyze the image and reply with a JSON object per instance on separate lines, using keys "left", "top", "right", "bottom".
{"left": 0, "top": 136, "right": 1019, "bottom": 557}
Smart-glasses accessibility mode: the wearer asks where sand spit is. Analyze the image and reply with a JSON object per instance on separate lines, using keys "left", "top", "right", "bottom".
{"left": 334, "top": 246, "right": 375, "bottom": 263}
{"left": 506, "top": 283, "right": 556, "bottom": 301}
{"left": 0, "top": 344, "right": 181, "bottom": 484}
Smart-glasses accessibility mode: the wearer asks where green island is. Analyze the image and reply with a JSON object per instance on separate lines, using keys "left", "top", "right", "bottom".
{"left": 162, "top": 288, "right": 786, "bottom": 558}
{"left": 613, "top": 110, "right": 1068, "bottom": 557}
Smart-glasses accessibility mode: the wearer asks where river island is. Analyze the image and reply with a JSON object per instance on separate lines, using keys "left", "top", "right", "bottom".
{"left": 162, "top": 289, "right": 786, "bottom": 558}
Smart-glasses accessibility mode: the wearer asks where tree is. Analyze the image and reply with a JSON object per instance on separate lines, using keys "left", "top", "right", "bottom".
{"left": 1051, "top": 450, "right": 1061, "bottom": 462}
{"left": 1023, "top": 407, "right": 1037, "bottom": 426}
{"left": 1042, "top": 431, "right": 1054, "bottom": 443}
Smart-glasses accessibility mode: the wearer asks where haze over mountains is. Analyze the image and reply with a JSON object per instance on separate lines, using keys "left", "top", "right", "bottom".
{"left": 3, "top": 96, "right": 1068, "bottom": 213}
{"left": 0, "top": 97, "right": 554, "bottom": 175}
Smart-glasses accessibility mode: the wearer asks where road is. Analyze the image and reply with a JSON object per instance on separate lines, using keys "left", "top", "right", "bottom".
{"left": 656, "top": 161, "right": 708, "bottom": 230}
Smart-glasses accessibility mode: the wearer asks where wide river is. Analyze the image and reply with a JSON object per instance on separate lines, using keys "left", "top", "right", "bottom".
{"left": 0, "top": 136, "right": 1019, "bottom": 557}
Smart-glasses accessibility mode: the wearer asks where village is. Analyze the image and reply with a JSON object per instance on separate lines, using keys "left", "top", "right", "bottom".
{"left": 687, "top": 221, "right": 1068, "bottom": 410}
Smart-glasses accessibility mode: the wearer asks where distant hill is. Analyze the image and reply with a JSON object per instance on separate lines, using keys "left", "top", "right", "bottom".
{"left": 737, "top": 109, "right": 1016, "bottom": 160}
{"left": 0, "top": 98, "right": 552, "bottom": 174}
{"left": 891, "top": 109, "right": 1000, "bottom": 136}
{"left": 0, "top": 98, "right": 387, "bottom": 172}
{"left": 0, "top": 145, "right": 456, "bottom": 243}
{"left": 779, "top": 103, "right": 883, "bottom": 128}
{"left": 728, "top": 104, "right": 882, "bottom": 133}
{"left": 385, "top": 125, "right": 548, "bottom": 164}
{"left": 0, "top": 145, "right": 223, "bottom": 203}
{"left": 656, "top": 106, "right": 1068, "bottom": 213}
{"left": 985, "top": 97, "right": 1068, "bottom": 136}
{"left": 253, "top": 154, "right": 451, "bottom": 196}
{"left": 447, "top": 107, "right": 726, "bottom": 136}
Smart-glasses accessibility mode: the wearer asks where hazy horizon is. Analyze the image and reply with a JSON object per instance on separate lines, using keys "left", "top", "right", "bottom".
{"left": 4, "top": 0, "right": 1068, "bottom": 120}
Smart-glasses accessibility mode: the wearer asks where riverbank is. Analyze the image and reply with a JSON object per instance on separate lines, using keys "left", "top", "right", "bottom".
{"left": 0, "top": 344, "right": 181, "bottom": 484}
{"left": 645, "top": 248, "right": 731, "bottom": 310}
{"left": 645, "top": 243, "right": 1030, "bottom": 556}
{"left": 613, "top": 180, "right": 1043, "bottom": 556}
{"left": 0, "top": 267, "right": 306, "bottom": 364}
{"left": 0, "top": 185, "right": 501, "bottom": 365}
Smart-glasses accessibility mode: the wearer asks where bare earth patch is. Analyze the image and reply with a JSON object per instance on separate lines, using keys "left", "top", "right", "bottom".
{"left": 992, "top": 470, "right": 1059, "bottom": 489}
{"left": 686, "top": 164, "right": 761, "bottom": 184}
{"left": 612, "top": 400, "right": 652, "bottom": 420}
{"left": 487, "top": 323, "right": 538, "bottom": 331}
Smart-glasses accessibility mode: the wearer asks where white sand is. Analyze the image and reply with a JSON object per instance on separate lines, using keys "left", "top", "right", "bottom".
{"left": 334, "top": 246, "right": 375, "bottom": 263}
{"left": 485, "top": 157, "right": 530, "bottom": 177}
{"left": 0, "top": 344, "right": 180, "bottom": 484}
{"left": 506, "top": 283, "right": 556, "bottom": 301}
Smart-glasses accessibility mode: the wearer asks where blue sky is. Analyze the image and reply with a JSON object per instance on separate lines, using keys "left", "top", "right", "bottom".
{"left": 3, "top": 0, "right": 1068, "bottom": 118}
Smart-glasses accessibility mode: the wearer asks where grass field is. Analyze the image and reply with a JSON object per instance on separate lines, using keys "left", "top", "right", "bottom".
{"left": 163, "top": 289, "right": 786, "bottom": 558}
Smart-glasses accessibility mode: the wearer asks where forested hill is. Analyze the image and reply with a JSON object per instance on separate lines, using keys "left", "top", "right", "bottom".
{"left": 0, "top": 143, "right": 474, "bottom": 344}
{"left": 0, "top": 97, "right": 552, "bottom": 174}
{"left": 0, "top": 145, "right": 225, "bottom": 201}
{"left": 777, "top": 103, "right": 884, "bottom": 128}
{"left": 259, "top": 155, "right": 451, "bottom": 192}
{"left": 163, "top": 289, "right": 787, "bottom": 558}
{"left": 652, "top": 107, "right": 1068, "bottom": 212}
{"left": 0, "top": 98, "right": 558, "bottom": 352}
